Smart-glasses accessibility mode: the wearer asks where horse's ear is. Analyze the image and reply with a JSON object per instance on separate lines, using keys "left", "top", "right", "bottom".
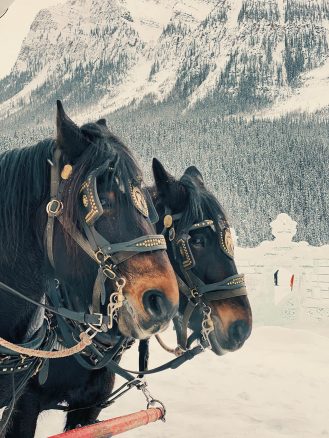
{"left": 56, "top": 100, "right": 90, "bottom": 161}
{"left": 96, "top": 118, "right": 107, "bottom": 127}
{"left": 183, "top": 166, "right": 204, "bottom": 186}
{"left": 152, "top": 158, "right": 174, "bottom": 196}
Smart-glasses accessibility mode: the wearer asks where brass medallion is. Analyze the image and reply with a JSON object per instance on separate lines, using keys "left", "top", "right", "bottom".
{"left": 224, "top": 228, "right": 234, "bottom": 258}
{"left": 130, "top": 185, "right": 149, "bottom": 217}
{"left": 164, "top": 214, "right": 173, "bottom": 229}
{"left": 61, "top": 164, "right": 73, "bottom": 180}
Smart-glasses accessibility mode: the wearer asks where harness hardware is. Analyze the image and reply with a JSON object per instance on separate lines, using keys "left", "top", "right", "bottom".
{"left": 46, "top": 200, "right": 63, "bottom": 217}
{"left": 103, "top": 264, "right": 116, "bottom": 279}
{"left": 95, "top": 250, "right": 111, "bottom": 264}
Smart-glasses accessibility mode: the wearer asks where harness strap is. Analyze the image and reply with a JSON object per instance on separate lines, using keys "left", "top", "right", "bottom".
{"left": 92, "top": 267, "right": 107, "bottom": 313}
{"left": 203, "top": 286, "right": 248, "bottom": 301}
{"left": 138, "top": 339, "right": 150, "bottom": 376}
{"left": 0, "top": 281, "right": 108, "bottom": 328}
{"left": 178, "top": 301, "right": 198, "bottom": 349}
{"left": 126, "top": 344, "right": 205, "bottom": 376}
{"left": 46, "top": 148, "right": 62, "bottom": 268}
{"left": 198, "top": 275, "right": 247, "bottom": 295}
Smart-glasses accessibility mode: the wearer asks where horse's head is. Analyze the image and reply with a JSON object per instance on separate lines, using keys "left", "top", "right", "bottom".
{"left": 152, "top": 159, "right": 252, "bottom": 355}
{"left": 49, "top": 102, "right": 178, "bottom": 339}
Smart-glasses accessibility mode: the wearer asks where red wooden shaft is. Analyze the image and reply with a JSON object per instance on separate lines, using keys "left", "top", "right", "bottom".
{"left": 48, "top": 408, "right": 164, "bottom": 438}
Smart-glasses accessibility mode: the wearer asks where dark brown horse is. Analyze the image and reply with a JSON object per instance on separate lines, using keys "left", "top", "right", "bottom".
{"left": 0, "top": 102, "right": 179, "bottom": 437}
{"left": 152, "top": 159, "right": 252, "bottom": 355}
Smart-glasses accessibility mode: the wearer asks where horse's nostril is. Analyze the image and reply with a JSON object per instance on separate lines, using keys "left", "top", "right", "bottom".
{"left": 228, "top": 320, "right": 250, "bottom": 344}
{"left": 143, "top": 290, "right": 170, "bottom": 319}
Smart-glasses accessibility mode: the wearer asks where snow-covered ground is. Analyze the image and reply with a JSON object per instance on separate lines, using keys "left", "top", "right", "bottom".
{"left": 36, "top": 325, "right": 329, "bottom": 438}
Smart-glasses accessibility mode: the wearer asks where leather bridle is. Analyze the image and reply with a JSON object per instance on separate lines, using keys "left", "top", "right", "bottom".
{"left": 45, "top": 146, "right": 167, "bottom": 333}
{"left": 161, "top": 207, "right": 248, "bottom": 353}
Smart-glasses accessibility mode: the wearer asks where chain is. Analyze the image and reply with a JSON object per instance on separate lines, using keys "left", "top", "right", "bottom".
{"left": 95, "top": 251, "right": 127, "bottom": 331}
{"left": 201, "top": 306, "right": 214, "bottom": 347}
{"left": 107, "top": 277, "right": 126, "bottom": 330}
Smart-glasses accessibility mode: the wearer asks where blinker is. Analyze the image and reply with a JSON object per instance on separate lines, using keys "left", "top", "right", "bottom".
{"left": 220, "top": 227, "right": 235, "bottom": 259}
{"left": 177, "top": 234, "right": 195, "bottom": 270}
{"left": 80, "top": 159, "right": 159, "bottom": 226}
{"left": 80, "top": 160, "right": 110, "bottom": 225}
{"left": 140, "top": 188, "right": 159, "bottom": 224}
{"left": 130, "top": 184, "right": 149, "bottom": 217}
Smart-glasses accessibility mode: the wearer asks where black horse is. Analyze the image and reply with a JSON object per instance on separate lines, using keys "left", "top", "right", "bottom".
{"left": 152, "top": 159, "right": 252, "bottom": 355}
{"left": 0, "top": 102, "right": 179, "bottom": 437}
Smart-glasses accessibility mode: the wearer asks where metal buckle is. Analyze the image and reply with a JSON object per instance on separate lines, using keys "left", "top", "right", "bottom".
{"left": 85, "top": 326, "right": 101, "bottom": 338}
{"left": 91, "top": 313, "right": 103, "bottom": 327}
{"left": 95, "top": 250, "right": 111, "bottom": 264}
{"left": 46, "top": 199, "right": 63, "bottom": 217}
{"left": 174, "top": 345, "right": 185, "bottom": 357}
{"left": 190, "top": 288, "right": 199, "bottom": 299}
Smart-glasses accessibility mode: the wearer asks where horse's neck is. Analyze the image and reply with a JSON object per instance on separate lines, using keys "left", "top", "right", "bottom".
{"left": 59, "top": 277, "right": 91, "bottom": 313}
{"left": 0, "top": 237, "right": 46, "bottom": 342}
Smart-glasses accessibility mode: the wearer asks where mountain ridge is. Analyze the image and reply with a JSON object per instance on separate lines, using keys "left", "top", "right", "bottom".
{"left": 1, "top": 0, "right": 329, "bottom": 122}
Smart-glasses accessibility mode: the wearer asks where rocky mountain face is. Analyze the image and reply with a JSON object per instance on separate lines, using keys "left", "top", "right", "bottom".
{"left": 1, "top": 0, "right": 329, "bottom": 121}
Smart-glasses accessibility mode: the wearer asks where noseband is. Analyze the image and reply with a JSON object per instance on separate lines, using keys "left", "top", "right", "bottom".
{"left": 161, "top": 208, "right": 247, "bottom": 352}
{"left": 46, "top": 147, "right": 167, "bottom": 332}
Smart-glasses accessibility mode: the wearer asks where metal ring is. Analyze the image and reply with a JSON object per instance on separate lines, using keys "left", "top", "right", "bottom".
{"left": 46, "top": 200, "right": 63, "bottom": 217}
{"left": 146, "top": 399, "right": 166, "bottom": 420}
{"left": 103, "top": 265, "right": 116, "bottom": 279}
{"left": 116, "top": 278, "right": 126, "bottom": 288}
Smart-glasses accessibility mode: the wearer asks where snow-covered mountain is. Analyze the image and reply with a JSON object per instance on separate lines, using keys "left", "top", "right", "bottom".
{"left": 2, "top": 0, "right": 329, "bottom": 121}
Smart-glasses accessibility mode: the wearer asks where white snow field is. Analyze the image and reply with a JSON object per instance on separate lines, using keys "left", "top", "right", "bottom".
{"left": 36, "top": 325, "right": 329, "bottom": 438}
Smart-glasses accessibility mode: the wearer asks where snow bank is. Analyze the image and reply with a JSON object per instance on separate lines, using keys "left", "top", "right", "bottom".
{"left": 36, "top": 326, "right": 329, "bottom": 438}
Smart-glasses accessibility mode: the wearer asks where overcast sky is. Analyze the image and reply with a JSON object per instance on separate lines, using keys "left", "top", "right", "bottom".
{"left": 0, "top": 0, "right": 66, "bottom": 79}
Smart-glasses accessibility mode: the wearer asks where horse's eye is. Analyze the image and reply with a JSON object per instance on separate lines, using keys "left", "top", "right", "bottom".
{"left": 100, "top": 199, "right": 108, "bottom": 207}
{"left": 190, "top": 235, "right": 205, "bottom": 247}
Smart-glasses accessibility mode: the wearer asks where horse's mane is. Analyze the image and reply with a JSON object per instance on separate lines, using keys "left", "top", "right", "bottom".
{"left": 0, "top": 123, "right": 143, "bottom": 260}
{"left": 0, "top": 139, "right": 53, "bottom": 257}
{"left": 62, "top": 123, "right": 143, "bottom": 236}
{"left": 151, "top": 172, "right": 228, "bottom": 232}
{"left": 177, "top": 174, "right": 228, "bottom": 233}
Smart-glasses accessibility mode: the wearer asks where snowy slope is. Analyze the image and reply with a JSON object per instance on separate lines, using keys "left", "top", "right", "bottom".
{"left": 256, "top": 57, "right": 329, "bottom": 118}
{"left": 35, "top": 326, "right": 329, "bottom": 438}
